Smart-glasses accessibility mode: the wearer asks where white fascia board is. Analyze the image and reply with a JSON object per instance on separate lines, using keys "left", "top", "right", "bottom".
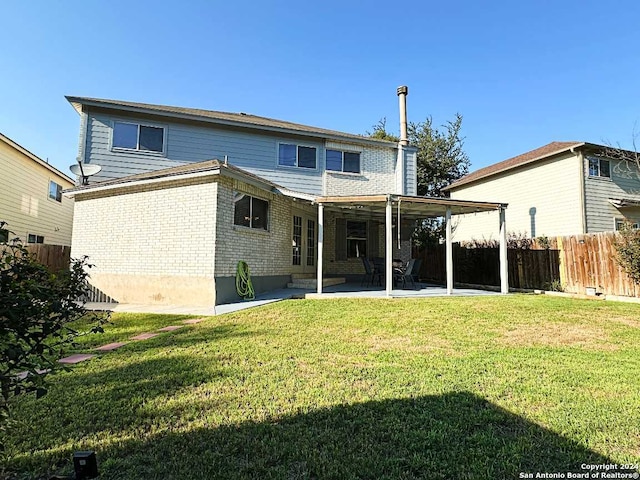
{"left": 274, "top": 187, "right": 317, "bottom": 202}
{"left": 62, "top": 169, "right": 219, "bottom": 197}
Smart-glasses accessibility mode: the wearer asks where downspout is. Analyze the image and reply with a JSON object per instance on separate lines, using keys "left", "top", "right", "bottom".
{"left": 572, "top": 146, "right": 587, "bottom": 234}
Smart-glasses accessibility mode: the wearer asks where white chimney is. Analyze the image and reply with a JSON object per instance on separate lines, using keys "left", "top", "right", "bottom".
{"left": 397, "top": 86, "right": 408, "bottom": 146}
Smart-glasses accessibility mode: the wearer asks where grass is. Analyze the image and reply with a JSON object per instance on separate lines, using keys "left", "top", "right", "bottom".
{"left": 3, "top": 295, "right": 640, "bottom": 479}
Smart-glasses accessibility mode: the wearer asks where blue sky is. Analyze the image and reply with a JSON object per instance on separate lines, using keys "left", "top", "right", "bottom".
{"left": 1, "top": 0, "right": 639, "bottom": 178}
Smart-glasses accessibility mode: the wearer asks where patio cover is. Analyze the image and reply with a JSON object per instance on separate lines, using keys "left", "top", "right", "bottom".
{"left": 315, "top": 194, "right": 509, "bottom": 296}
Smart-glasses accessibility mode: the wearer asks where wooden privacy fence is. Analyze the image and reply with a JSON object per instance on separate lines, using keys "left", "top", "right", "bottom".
{"left": 25, "top": 244, "right": 71, "bottom": 273}
{"left": 416, "top": 244, "right": 560, "bottom": 290}
{"left": 415, "top": 232, "right": 639, "bottom": 297}
{"left": 559, "top": 232, "right": 638, "bottom": 297}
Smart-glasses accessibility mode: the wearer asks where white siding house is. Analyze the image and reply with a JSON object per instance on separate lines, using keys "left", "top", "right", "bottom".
{"left": 444, "top": 141, "right": 640, "bottom": 241}
{"left": 0, "top": 133, "right": 74, "bottom": 246}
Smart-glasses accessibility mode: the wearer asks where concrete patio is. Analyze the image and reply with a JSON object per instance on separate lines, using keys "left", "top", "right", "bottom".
{"left": 84, "top": 282, "right": 501, "bottom": 316}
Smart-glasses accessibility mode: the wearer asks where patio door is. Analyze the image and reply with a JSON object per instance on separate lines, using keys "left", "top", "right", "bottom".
{"left": 292, "top": 211, "right": 317, "bottom": 274}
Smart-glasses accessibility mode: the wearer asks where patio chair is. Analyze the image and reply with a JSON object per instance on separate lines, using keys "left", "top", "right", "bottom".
{"left": 361, "top": 257, "right": 381, "bottom": 287}
{"left": 410, "top": 258, "right": 422, "bottom": 285}
{"left": 395, "top": 258, "right": 416, "bottom": 289}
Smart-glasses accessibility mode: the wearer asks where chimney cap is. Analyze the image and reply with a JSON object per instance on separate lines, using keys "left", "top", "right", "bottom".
{"left": 397, "top": 86, "right": 408, "bottom": 96}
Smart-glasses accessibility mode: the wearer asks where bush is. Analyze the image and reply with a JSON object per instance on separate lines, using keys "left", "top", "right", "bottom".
{"left": 614, "top": 222, "right": 640, "bottom": 284}
{"left": 0, "top": 222, "right": 108, "bottom": 449}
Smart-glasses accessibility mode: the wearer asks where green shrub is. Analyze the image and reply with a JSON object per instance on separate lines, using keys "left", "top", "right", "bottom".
{"left": 0, "top": 222, "right": 108, "bottom": 450}
{"left": 614, "top": 222, "right": 640, "bottom": 285}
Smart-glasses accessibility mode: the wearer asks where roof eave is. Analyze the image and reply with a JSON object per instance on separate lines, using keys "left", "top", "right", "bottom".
{"left": 444, "top": 142, "right": 587, "bottom": 191}
{"left": 0, "top": 133, "right": 74, "bottom": 184}
{"left": 65, "top": 96, "right": 397, "bottom": 148}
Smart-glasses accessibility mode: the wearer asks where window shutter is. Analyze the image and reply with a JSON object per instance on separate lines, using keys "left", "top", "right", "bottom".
{"left": 335, "top": 218, "right": 347, "bottom": 261}
{"left": 368, "top": 220, "right": 379, "bottom": 258}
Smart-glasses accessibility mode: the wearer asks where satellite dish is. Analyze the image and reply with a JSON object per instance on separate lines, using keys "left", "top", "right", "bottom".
{"left": 69, "top": 163, "right": 102, "bottom": 185}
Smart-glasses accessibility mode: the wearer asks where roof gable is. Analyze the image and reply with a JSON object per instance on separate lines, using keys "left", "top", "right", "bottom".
{"left": 0, "top": 132, "right": 74, "bottom": 184}
{"left": 445, "top": 141, "right": 585, "bottom": 191}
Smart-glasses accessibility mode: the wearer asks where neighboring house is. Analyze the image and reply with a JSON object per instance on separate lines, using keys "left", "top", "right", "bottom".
{"left": 444, "top": 141, "right": 640, "bottom": 242}
{"left": 0, "top": 132, "right": 74, "bottom": 246}
{"left": 65, "top": 90, "right": 506, "bottom": 306}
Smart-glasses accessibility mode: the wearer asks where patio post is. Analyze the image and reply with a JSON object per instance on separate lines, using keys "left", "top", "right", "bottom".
{"left": 317, "top": 203, "right": 324, "bottom": 294}
{"left": 499, "top": 205, "right": 509, "bottom": 294}
{"left": 385, "top": 196, "right": 393, "bottom": 296}
{"left": 445, "top": 207, "right": 453, "bottom": 295}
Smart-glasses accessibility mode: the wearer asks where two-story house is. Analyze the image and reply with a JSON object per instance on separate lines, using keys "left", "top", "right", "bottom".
{"left": 444, "top": 141, "right": 640, "bottom": 242}
{"left": 65, "top": 88, "right": 507, "bottom": 307}
{"left": 0, "top": 132, "right": 74, "bottom": 246}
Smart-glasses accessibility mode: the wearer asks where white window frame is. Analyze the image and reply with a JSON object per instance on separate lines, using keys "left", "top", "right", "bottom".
{"left": 326, "top": 149, "right": 362, "bottom": 174}
{"left": 588, "top": 156, "right": 611, "bottom": 179}
{"left": 277, "top": 143, "right": 318, "bottom": 170}
{"left": 111, "top": 120, "right": 166, "bottom": 155}
{"left": 48, "top": 180, "right": 63, "bottom": 202}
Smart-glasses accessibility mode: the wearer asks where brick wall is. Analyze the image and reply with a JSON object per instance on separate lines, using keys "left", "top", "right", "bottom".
{"left": 324, "top": 142, "right": 396, "bottom": 196}
{"left": 71, "top": 177, "right": 217, "bottom": 305}
{"left": 214, "top": 177, "right": 299, "bottom": 277}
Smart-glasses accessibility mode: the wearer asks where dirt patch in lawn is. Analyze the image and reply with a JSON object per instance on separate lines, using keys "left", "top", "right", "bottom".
{"left": 500, "top": 322, "right": 616, "bottom": 350}
{"left": 609, "top": 316, "right": 640, "bottom": 329}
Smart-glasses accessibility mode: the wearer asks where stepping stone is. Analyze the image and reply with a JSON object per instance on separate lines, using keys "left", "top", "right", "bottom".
{"left": 95, "top": 342, "right": 128, "bottom": 351}
{"left": 131, "top": 333, "right": 159, "bottom": 340}
{"left": 158, "top": 325, "right": 184, "bottom": 332}
{"left": 183, "top": 318, "right": 205, "bottom": 324}
{"left": 15, "top": 369, "right": 51, "bottom": 380}
{"left": 58, "top": 354, "right": 95, "bottom": 364}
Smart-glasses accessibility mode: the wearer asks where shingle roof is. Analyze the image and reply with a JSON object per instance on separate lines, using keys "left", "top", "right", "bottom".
{"left": 445, "top": 141, "right": 585, "bottom": 190}
{"left": 66, "top": 96, "right": 397, "bottom": 147}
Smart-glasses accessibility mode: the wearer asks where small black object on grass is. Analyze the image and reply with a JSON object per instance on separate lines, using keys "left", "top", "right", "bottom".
{"left": 74, "top": 451, "right": 98, "bottom": 479}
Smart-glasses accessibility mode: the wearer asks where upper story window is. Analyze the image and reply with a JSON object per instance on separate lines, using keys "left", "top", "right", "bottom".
{"left": 233, "top": 193, "right": 269, "bottom": 231}
{"left": 278, "top": 143, "right": 316, "bottom": 169}
{"left": 326, "top": 149, "right": 361, "bottom": 174}
{"left": 48, "top": 181, "right": 62, "bottom": 202}
{"left": 113, "top": 121, "right": 164, "bottom": 153}
{"left": 588, "top": 156, "right": 610, "bottom": 178}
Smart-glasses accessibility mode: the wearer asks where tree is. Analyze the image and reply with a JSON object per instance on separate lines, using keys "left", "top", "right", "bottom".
{"left": 614, "top": 222, "right": 640, "bottom": 285}
{"left": 368, "top": 118, "right": 399, "bottom": 142}
{"left": 0, "top": 222, "right": 108, "bottom": 449}
{"left": 602, "top": 125, "right": 640, "bottom": 174}
{"left": 369, "top": 114, "right": 471, "bottom": 247}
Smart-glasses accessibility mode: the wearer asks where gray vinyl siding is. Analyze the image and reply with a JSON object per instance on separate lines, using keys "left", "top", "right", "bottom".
{"left": 84, "top": 110, "right": 326, "bottom": 195}
{"left": 584, "top": 158, "right": 640, "bottom": 232}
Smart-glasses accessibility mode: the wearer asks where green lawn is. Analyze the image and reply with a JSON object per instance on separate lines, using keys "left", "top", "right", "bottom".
{"left": 4, "top": 295, "right": 640, "bottom": 479}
